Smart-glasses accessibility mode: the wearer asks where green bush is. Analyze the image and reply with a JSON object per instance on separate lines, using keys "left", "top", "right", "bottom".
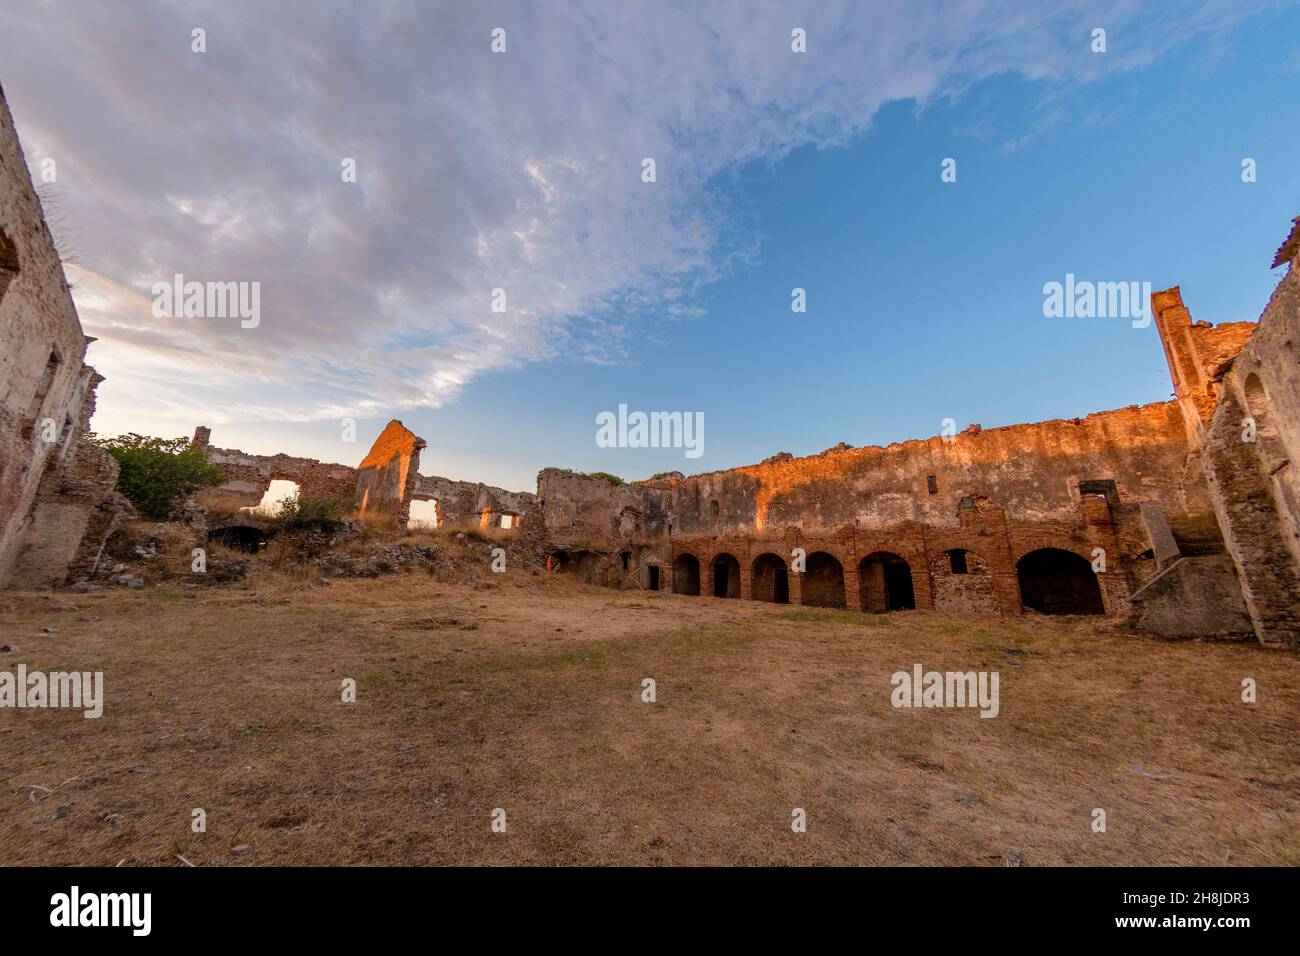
{"left": 89, "top": 433, "right": 225, "bottom": 519}
{"left": 272, "top": 493, "right": 347, "bottom": 530}
{"left": 587, "top": 471, "right": 625, "bottom": 486}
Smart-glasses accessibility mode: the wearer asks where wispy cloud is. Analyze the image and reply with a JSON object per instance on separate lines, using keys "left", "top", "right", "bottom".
{"left": 0, "top": 0, "right": 1264, "bottom": 433}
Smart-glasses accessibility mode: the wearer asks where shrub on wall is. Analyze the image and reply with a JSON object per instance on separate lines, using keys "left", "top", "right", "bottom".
{"left": 88, "top": 433, "right": 226, "bottom": 519}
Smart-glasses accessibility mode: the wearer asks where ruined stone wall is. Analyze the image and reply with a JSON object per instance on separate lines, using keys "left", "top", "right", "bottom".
{"left": 354, "top": 420, "right": 425, "bottom": 527}
{"left": 1196, "top": 235, "right": 1300, "bottom": 647}
{"left": 536, "top": 333, "right": 1256, "bottom": 626}
{"left": 193, "top": 420, "right": 535, "bottom": 533}
{"left": 194, "top": 428, "right": 358, "bottom": 515}
{"left": 1152, "top": 286, "right": 1259, "bottom": 443}
{"left": 0, "top": 83, "right": 123, "bottom": 587}
{"left": 536, "top": 469, "right": 653, "bottom": 544}
{"left": 538, "top": 438, "right": 1159, "bottom": 618}
{"left": 411, "top": 473, "right": 535, "bottom": 527}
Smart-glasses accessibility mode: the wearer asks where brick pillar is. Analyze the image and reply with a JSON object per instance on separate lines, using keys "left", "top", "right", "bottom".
{"left": 789, "top": 571, "right": 804, "bottom": 605}
{"left": 911, "top": 564, "right": 934, "bottom": 610}
{"left": 701, "top": 563, "right": 714, "bottom": 598}
{"left": 739, "top": 566, "right": 752, "bottom": 601}
{"left": 861, "top": 560, "right": 886, "bottom": 612}
{"left": 842, "top": 568, "right": 863, "bottom": 611}
{"left": 992, "top": 571, "right": 1022, "bottom": 614}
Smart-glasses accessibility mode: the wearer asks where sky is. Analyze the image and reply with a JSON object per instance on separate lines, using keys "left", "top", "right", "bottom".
{"left": 1, "top": 0, "right": 1297, "bottom": 491}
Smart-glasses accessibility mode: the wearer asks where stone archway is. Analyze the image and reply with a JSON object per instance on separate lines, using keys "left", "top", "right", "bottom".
{"left": 859, "top": 551, "right": 915, "bottom": 611}
{"left": 711, "top": 553, "right": 741, "bottom": 598}
{"left": 671, "top": 553, "right": 700, "bottom": 595}
{"left": 802, "top": 551, "right": 845, "bottom": 608}
{"left": 751, "top": 553, "right": 789, "bottom": 603}
{"left": 1016, "top": 548, "right": 1103, "bottom": 614}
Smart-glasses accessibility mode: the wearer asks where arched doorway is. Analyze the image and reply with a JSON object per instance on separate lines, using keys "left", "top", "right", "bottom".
{"left": 751, "top": 553, "right": 789, "bottom": 603}
{"left": 1016, "top": 548, "right": 1104, "bottom": 614}
{"left": 711, "top": 553, "right": 741, "bottom": 598}
{"left": 859, "top": 552, "right": 915, "bottom": 611}
{"left": 803, "top": 551, "right": 846, "bottom": 608}
{"left": 672, "top": 554, "right": 700, "bottom": 595}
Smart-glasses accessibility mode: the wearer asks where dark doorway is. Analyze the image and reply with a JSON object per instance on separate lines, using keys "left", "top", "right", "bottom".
{"left": 751, "top": 554, "right": 789, "bottom": 603}
{"left": 712, "top": 553, "right": 741, "bottom": 598}
{"left": 859, "top": 552, "right": 916, "bottom": 611}
{"left": 648, "top": 565, "right": 660, "bottom": 590}
{"left": 802, "top": 552, "right": 846, "bottom": 608}
{"left": 672, "top": 554, "right": 700, "bottom": 595}
{"left": 208, "top": 526, "right": 267, "bottom": 553}
{"left": 1017, "top": 548, "right": 1104, "bottom": 615}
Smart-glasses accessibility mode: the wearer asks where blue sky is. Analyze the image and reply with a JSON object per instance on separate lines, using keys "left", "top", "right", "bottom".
{"left": 368, "top": 5, "right": 1300, "bottom": 488}
{"left": 2, "top": 1, "right": 1297, "bottom": 490}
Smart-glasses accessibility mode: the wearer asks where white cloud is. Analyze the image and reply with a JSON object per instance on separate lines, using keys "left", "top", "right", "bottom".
{"left": 0, "top": 0, "right": 1262, "bottom": 434}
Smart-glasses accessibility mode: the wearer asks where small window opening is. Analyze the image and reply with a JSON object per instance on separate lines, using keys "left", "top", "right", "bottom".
{"left": 1078, "top": 479, "right": 1118, "bottom": 504}
{"left": 926, "top": 475, "right": 939, "bottom": 495}
{"left": 948, "top": 549, "right": 969, "bottom": 574}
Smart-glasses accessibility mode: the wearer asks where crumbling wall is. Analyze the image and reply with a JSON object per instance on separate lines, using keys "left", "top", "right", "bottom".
{"left": 537, "top": 403, "right": 1200, "bottom": 608}
{"left": 193, "top": 427, "right": 357, "bottom": 514}
{"left": 411, "top": 474, "right": 535, "bottom": 528}
{"left": 1153, "top": 286, "right": 1260, "bottom": 443}
{"left": 537, "top": 469, "right": 657, "bottom": 545}
{"left": 929, "top": 548, "right": 1000, "bottom": 615}
{"left": 1193, "top": 230, "right": 1300, "bottom": 647}
{"left": 354, "top": 419, "right": 426, "bottom": 527}
{"left": 0, "top": 82, "right": 123, "bottom": 587}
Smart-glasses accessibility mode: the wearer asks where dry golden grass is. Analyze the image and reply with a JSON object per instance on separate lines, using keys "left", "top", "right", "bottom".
{"left": 0, "top": 568, "right": 1296, "bottom": 866}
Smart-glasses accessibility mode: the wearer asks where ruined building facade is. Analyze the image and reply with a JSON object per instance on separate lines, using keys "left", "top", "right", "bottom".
{"left": 0, "top": 83, "right": 127, "bottom": 588}
{"left": 537, "top": 224, "right": 1300, "bottom": 649}
{"left": 193, "top": 419, "right": 535, "bottom": 537}
{"left": 0, "top": 75, "right": 1293, "bottom": 647}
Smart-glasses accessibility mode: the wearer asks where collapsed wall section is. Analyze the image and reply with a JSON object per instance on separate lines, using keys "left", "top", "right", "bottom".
{"left": 354, "top": 420, "right": 426, "bottom": 527}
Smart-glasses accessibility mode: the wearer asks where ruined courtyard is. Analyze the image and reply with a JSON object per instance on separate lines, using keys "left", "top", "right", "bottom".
{"left": 1, "top": 61, "right": 1298, "bottom": 871}
{"left": 1, "top": 569, "right": 1296, "bottom": 867}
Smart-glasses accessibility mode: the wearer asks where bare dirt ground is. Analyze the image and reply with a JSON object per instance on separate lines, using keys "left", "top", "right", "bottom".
{"left": 1, "top": 568, "right": 1297, "bottom": 866}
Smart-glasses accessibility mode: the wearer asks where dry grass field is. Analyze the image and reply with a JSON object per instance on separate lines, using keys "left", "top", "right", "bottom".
{"left": 1, "top": 567, "right": 1297, "bottom": 866}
